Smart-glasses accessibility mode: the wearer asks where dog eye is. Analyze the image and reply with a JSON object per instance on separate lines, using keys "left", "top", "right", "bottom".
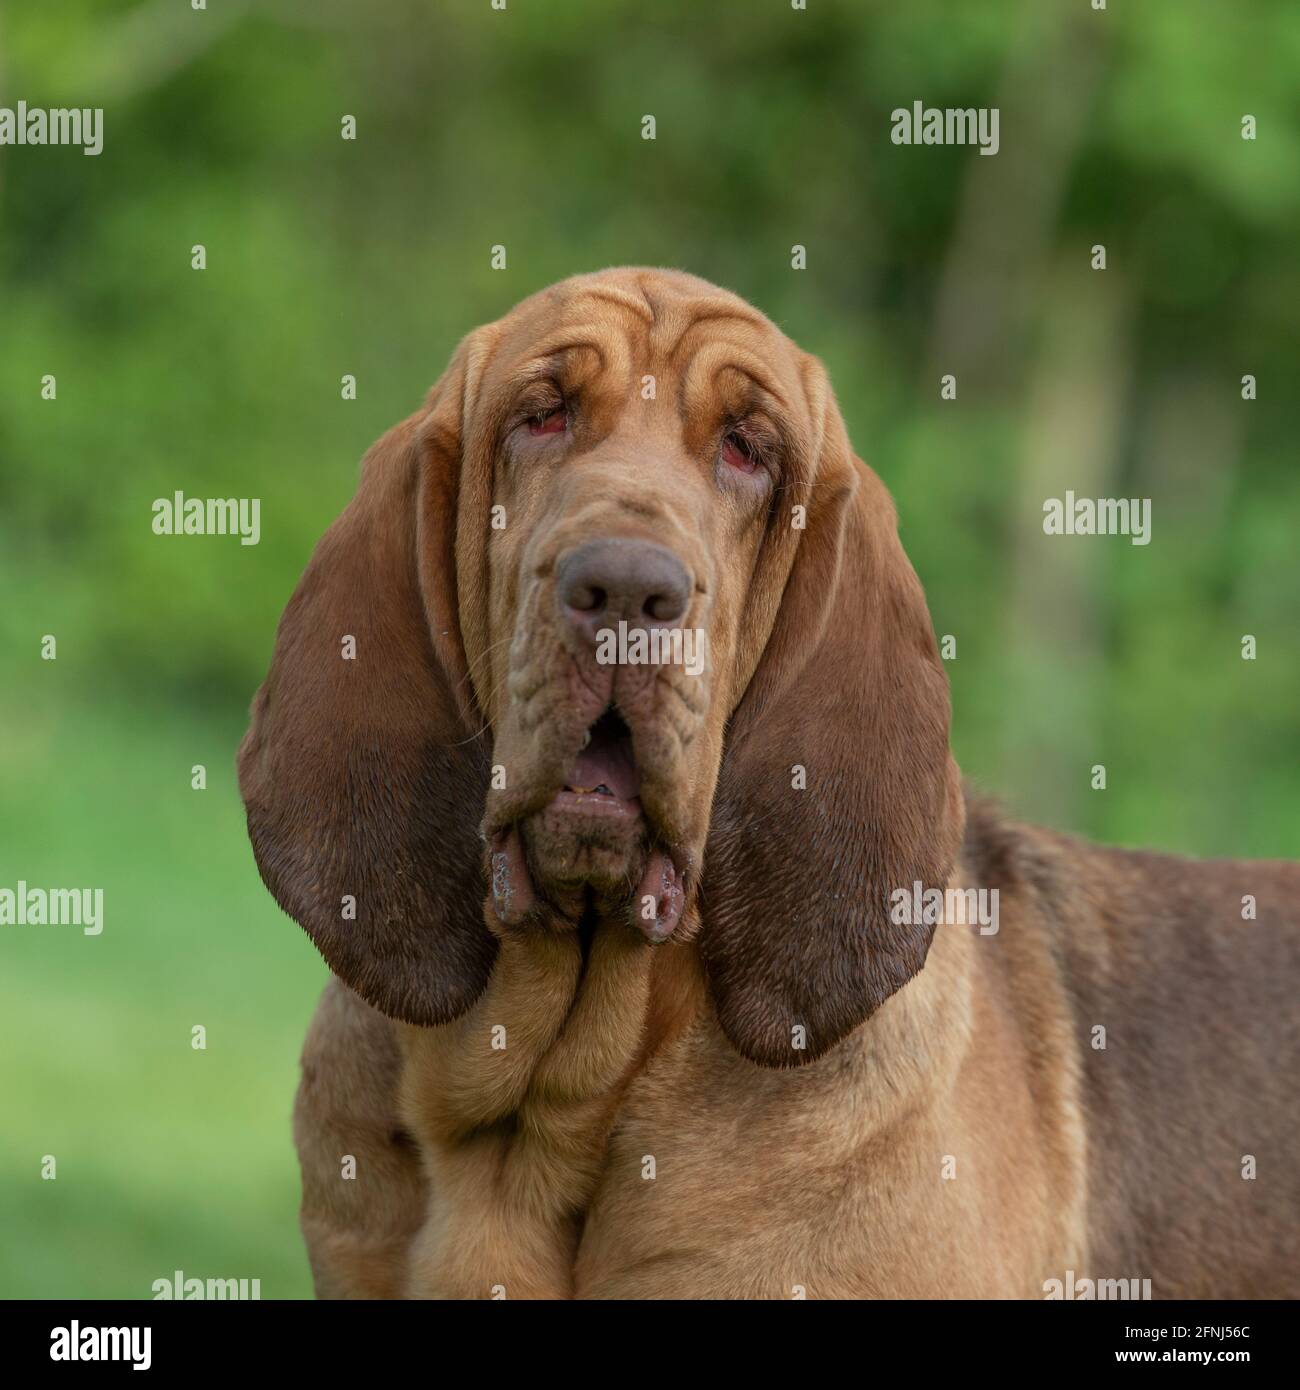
{"left": 720, "top": 431, "right": 758, "bottom": 474}
{"left": 527, "top": 405, "right": 567, "bottom": 436}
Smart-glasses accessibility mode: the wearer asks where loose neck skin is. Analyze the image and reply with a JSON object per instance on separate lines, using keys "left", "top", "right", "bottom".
{"left": 392, "top": 889, "right": 984, "bottom": 1299}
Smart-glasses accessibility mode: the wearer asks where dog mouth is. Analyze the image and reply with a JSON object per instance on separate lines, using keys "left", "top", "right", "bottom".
{"left": 550, "top": 707, "right": 641, "bottom": 815}
{"left": 488, "top": 706, "right": 687, "bottom": 942}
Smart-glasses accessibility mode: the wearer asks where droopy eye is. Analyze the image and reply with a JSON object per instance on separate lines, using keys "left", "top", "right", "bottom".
{"left": 527, "top": 405, "right": 566, "bottom": 436}
{"left": 720, "top": 430, "right": 758, "bottom": 474}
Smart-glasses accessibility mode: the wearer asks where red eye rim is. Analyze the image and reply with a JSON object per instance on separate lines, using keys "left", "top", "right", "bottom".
{"left": 721, "top": 431, "right": 758, "bottom": 474}
{"left": 527, "top": 405, "right": 567, "bottom": 436}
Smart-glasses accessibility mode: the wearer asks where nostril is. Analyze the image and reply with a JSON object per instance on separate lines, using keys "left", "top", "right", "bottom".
{"left": 567, "top": 584, "right": 606, "bottom": 614}
{"left": 645, "top": 591, "right": 686, "bottom": 623}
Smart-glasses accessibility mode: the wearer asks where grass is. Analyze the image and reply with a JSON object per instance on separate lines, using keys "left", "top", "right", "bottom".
{"left": 0, "top": 693, "right": 324, "bottom": 1298}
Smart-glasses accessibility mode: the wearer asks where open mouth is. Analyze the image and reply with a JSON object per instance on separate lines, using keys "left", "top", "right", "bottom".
{"left": 489, "top": 706, "right": 686, "bottom": 944}
{"left": 551, "top": 707, "right": 641, "bottom": 818}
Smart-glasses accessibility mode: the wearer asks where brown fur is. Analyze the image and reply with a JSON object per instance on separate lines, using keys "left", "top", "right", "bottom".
{"left": 239, "top": 269, "right": 1300, "bottom": 1299}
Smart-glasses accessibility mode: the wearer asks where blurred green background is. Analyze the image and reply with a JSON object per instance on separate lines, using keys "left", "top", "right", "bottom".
{"left": 2, "top": 0, "right": 1297, "bottom": 1298}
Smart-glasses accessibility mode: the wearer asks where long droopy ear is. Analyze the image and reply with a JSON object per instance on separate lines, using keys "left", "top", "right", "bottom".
{"left": 701, "top": 364, "right": 964, "bottom": 1067}
{"left": 237, "top": 339, "right": 498, "bottom": 1024}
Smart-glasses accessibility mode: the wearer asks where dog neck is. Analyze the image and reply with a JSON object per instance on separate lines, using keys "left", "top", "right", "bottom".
{"left": 390, "top": 897, "right": 984, "bottom": 1298}
{"left": 394, "top": 912, "right": 703, "bottom": 1298}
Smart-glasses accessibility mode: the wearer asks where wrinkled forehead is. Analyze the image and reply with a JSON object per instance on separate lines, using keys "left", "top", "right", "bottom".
{"left": 474, "top": 270, "right": 812, "bottom": 428}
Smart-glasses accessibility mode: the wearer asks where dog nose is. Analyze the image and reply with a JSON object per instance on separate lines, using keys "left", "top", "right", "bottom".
{"left": 556, "top": 538, "right": 691, "bottom": 639}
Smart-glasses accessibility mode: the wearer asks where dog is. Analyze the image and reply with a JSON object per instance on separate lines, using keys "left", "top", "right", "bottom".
{"left": 238, "top": 268, "right": 1299, "bottom": 1299}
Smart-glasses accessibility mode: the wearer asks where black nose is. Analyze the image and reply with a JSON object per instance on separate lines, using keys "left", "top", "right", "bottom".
{"left": 556, "top": 538, "right": 692, "bottom": 641}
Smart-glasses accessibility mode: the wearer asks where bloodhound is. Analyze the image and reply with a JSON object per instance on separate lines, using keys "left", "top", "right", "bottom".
{"left": 238, "top": 268, "right": 1299, "bottom": 1300}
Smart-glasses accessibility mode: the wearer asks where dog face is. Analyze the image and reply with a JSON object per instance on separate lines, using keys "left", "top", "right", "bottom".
{"left": 461, "top": 272, "right": 816, "bottom": 940}
{"left": 239, "top": 268, "right": 964, "bottom": 1066}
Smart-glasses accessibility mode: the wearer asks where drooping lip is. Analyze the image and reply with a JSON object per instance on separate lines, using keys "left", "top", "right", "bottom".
{"left": 546, "top": 788, "right": 642, "bottom": 821}
{"left": 484, "top": 704, "right": 692, "bottom": 939}
{"left": 488, "top": 818, "right": 690, "bottom": 941}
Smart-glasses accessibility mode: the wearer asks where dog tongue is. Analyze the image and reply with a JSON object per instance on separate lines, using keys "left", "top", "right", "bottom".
{"left": 633, "top": 849, "right": 685, "bottom": 943}
{"left": 567, "top": 725, "right": 640, "bottom": 799}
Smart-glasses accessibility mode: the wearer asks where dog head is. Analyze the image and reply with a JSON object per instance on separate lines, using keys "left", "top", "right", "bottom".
{"left": 238, "top": 268, "right": 963, "bottom": 1065}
